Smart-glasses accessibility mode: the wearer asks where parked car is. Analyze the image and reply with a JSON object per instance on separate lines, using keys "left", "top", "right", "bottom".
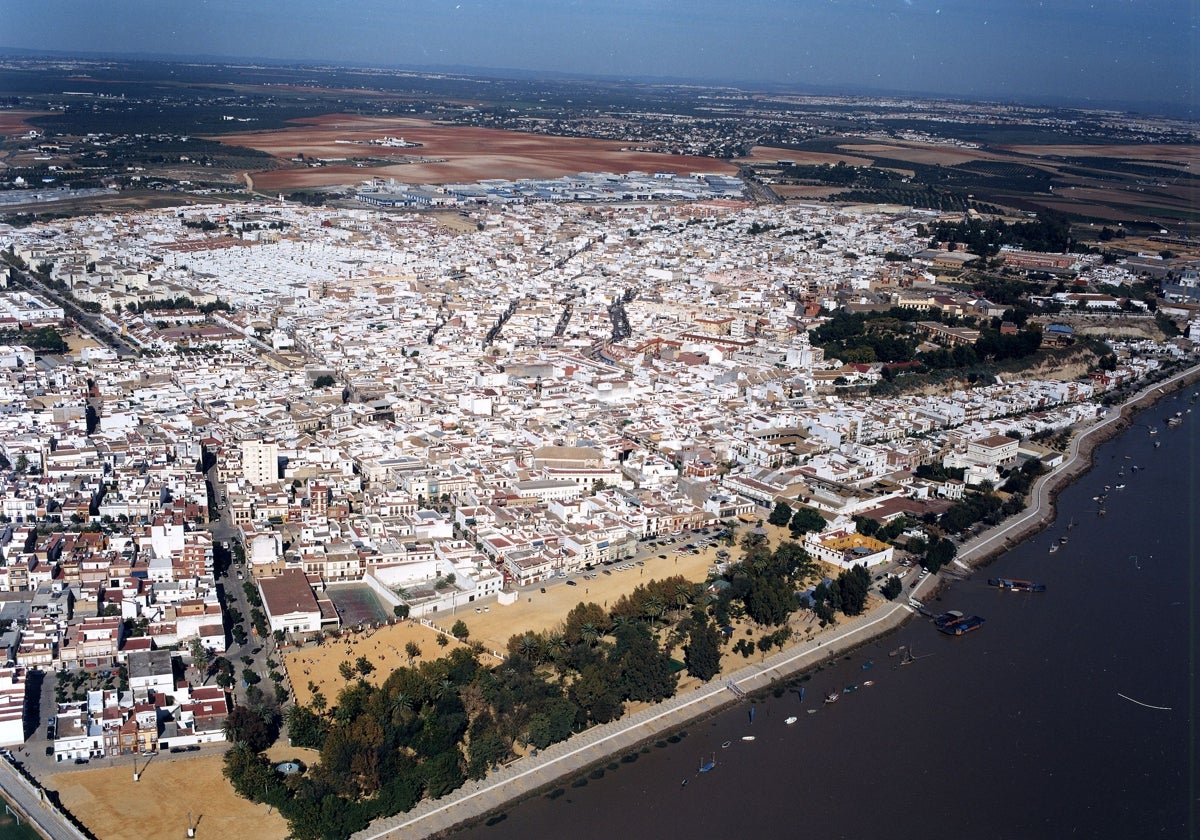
{"left": 566, "top": 579, "right": 577, "bottom": 586}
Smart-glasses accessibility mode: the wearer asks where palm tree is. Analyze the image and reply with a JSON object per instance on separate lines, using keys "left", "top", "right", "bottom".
{"left": 388, "top": 692, "right": 412, "bottom": 724}
{"left": 643, "top": 595, "right": 666, "bottom": 628}
{"left": 311, "top": 691, "right": 327, "bottom": 715}
{"left": 516, "top": 632, "right": 542, "bottom": 663}
{"left": 579, "top": 623, "right": 599, "bottom": 647}
{"left": 432, "top": 679, "right": 455, "bottom": 703}
{"left": 544, "top": 633, "right": 567, "bottom": 671}
{"left": 673, "top": 582, "right": 693, "bottom": 616}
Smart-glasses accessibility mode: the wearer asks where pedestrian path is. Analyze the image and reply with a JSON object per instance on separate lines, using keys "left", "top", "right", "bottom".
{"left": 352, "top": 597, "right": 914, "bottom": 840}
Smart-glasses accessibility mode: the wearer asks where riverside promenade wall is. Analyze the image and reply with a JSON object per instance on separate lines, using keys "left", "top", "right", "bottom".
{"left": 354, "top": 361, "right": 1200, "bottom": 840}
{"left": 954, "top": 361, "right": 1200, "bottom": 571}
{"left": 352, "top": 592, "right": 924, "bottom": 840}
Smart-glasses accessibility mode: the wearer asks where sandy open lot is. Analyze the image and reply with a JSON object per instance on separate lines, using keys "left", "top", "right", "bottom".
{"left": 45, "top": 753, "right": 289, "bottom": 840}
{"left": 740, "top": 145, "right": 875, "bottom": 168}
{"left": 209, "top": 115, "right": 736, "bottom": 190}
{"left": 0, "top": 111, "right": 49, "bottom": 139}
{"left": 836, "top": 141, "right": 1015, "bottom": 167}
{"left": 999, "top": 143, "right": 1200, "bottom": 168}
{"left": 285, "top": 528, "right": 852, "bottom": 707}
{"left": 286, "top": 539, "right": 733, "bottom": 706}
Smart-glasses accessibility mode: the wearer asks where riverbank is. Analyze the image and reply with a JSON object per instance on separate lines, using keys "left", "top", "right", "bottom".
{"left": 954, "top": 360, "right": 1200, "bottom": 570}
{"left": 350, "top": 362, "right": 1200, "bottom": 840}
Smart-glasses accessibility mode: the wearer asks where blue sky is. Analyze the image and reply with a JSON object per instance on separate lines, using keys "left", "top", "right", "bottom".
{"left": 3, "top": 1, "right": 1196, "bottom": 112}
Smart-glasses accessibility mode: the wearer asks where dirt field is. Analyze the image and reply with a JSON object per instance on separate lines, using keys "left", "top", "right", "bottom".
{"left": 999, "top": 144, "right": 1200, "bottom": 168}
{"left": 0, "top": 111, "right": 49, "bottom": 139}
{"left": 284, "top": 528, "right": 856, "bottom": 708}
{"left": 209, "top": 115, "right": 736, "bottom": 189}
{"left": 45, "top": 753, "right": 289, "bottom": 840}
{"left": 740, "top": 145, "right": 875, "bottom": 167}
{"left": 836, "top": 141, "right": 1015, "bottom": 167}
{"left": 285, "top": 540, "right": 737, "bottom": 706}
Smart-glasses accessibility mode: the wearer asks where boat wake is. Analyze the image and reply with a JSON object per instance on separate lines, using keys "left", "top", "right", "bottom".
{"left": 1117, "top": 692, "right": 1171, "bottom": 711}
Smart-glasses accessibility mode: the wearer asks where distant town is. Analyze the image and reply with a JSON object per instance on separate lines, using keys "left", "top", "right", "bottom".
{"left": 0, "top": 55, "right": 1197, "bottom": 840}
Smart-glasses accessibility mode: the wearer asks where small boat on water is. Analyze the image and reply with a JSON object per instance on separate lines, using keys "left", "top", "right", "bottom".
{"left": 862, "top": 660, "right": 874, "bottom": 671}
{"left": 721, "top": 741, "right": 731, "bottom": 749}
{"left": 863, "top": 680, "right": 874, "bottom": 687}
{"left": 1059, "top": 535, "right": 1069, "bottom": 544}
{"left": 1115, "top": 484, "right": 1126, "bottom": 490}
{"left": 785, "top": 716, "right": 798, "bottom": 725}
{"left": 699, "top": 754, "right": 716, "bottom": 773}
{"left": 842, "top": 684, "right": 859, "bottom": 695}
{"left": 824, "top": 691, "right": 841, "bottom": 704}
{"left": 989, "top": 577, "right": 1047, "bottom": 593}
{"left": 741, "top": 736, "right": 755, "bottom": 742}
{"left": 1048, "top": 543, "right": 1059, "bottom": 553}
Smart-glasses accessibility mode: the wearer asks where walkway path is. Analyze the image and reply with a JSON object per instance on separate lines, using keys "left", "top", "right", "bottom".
{"left": 957, "top": 361, "right": 1200, "bottom": 567}
{"left": 0, "top": 758, "right": 90, "bottom": 840}
{"left": 352, "top": 588, "right": 927, "bottom": 840}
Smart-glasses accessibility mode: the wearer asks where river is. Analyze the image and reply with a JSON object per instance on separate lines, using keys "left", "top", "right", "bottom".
{"left": 453, "top": 388, "right": 1197, "bottom": 840}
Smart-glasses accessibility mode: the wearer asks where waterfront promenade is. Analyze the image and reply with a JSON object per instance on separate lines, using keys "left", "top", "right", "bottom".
{"left": 353, "top": 363, "right": 1200, "bottom": 840}
{"left": 352, "top": 589, "right": 925, "bottom": 840}
{"left": 955, "top": 360, "right": 1200, "bottom": 569}
{"left": 0, "top": 759, "right": 89, "bottom": 840}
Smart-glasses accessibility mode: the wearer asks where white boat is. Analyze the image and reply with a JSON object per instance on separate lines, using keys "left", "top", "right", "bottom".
{"left": 741, "top": 735, "right": 756, "bottom": 741}
{"left": 785, "top": 716, "right": 798, "bottom": 725}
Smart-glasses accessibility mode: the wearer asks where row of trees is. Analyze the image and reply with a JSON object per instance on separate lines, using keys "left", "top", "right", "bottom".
{"left": 226, "top": 530, "right": 893, "bottom": 839}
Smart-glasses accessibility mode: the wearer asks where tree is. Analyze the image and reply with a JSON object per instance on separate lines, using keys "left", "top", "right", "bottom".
{"left": 788, "top": 506, "right": 826, "bottom": 536}
{"left": 286, "top": 704, "right": 329, "bottom": 749}
{"left": 338, "top": 660, "right": 356, "bottom": 681}
{"left": 836, "top": 564, "right": 871, "bottom": 616}
{"left": 767, "top": 500, "right": 793, "bottom": 527}
{"left": 683, "top": 620, "right": 723, "bottom": 681}
{"left": 881, "top": 576, "right": 903, "bottom": 601}
{"left": 450, "top": 619, "right": 469, "bottom": 640}
{"left": 404, "top": 641, "right": 421, "bottom": 664}
{"left": 613, "top": 622, "right": 678, "bottom": 703}
{"left": 424, "top": 749, "right": 466, "bottom": 799}
{"left": 436, "top": 633, "right": 450, "bottom": 648}
{"left": 189, "top": 637, "right": 211, "bottom": 681}
{"left": 354, "top": 655, "right": 375, "bottom": 677}
{"left": 224, "top": 704, "right": 276, "bottom": 752}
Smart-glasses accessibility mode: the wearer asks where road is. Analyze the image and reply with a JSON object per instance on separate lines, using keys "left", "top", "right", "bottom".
{"left": 956, "top": 360, "right": 1200, "bottom": 567}
{"left": 6, "top": 266, "right": 138, "bottom": 358}
{"left": 0, "top": 756, "right": 89, "bottom": 840}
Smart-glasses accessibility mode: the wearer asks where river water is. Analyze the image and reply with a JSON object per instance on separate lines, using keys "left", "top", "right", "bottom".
{"left": 453, "top": 389, "right": 1197, "bottom": 840}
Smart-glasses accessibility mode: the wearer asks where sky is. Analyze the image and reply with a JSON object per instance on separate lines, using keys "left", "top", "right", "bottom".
{"left": 2, "top": 0, "right": 1196, "bottom": 113}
